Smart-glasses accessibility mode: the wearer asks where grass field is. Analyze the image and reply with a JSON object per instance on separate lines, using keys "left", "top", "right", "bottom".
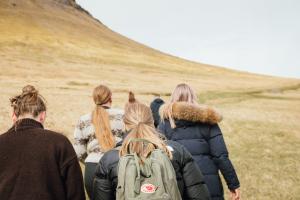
{"left": 0, "top": 1, "right": 300, "bottom": 199}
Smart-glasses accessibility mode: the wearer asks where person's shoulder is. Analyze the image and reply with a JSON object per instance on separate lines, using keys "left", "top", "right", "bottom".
{"left": 96, "top": 148, "right": 120, "bottom": 177}
{"left": 0, "top": 130, "right": 11, "bottom": 141}
{"left": 166, "top": 140, "right": 184, "bottom": 152}
{"left": 166, "top": 140, "right": 192, "bottom": 155}
{"left": 43, "top": 130, "right": 76, "bottom": 158}
{"left": 166, "top": 140, "right": 193, "bottom": 164}
{"left": 108, "top": 108, "right": 124, "bottom": 116}
{"left": 42, "top": 129, "right": 71, "bottom": 145}
{"left": 78, "top": 113, "right": 92, "bottom": 121}
{"left": 108, "top": 108, "right": 124, "bottom": 122}
{"left": 99, "top": 148, "right": 120, "bottom": 169}
{"left": 43, "top": 129, "right": 67, "bottom": 138}
{"left": 101, "top": 148, "right": 120, "bottom": 163}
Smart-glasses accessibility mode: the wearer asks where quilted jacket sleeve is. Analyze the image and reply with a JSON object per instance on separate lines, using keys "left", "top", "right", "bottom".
{"left": 168, "top": 141, "right": 211, "bottom": 200}
{"left": 208, "top": 124, "right": 240, "bottom": 190}
{"left": 177, "top": 142, "right": 211, "bottom": 200}
{"left": 93, "top": 150, "right": 119, "bottom": 200}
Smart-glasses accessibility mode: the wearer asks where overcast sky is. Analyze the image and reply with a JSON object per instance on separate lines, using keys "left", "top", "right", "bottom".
{"left": 77, "top": 0, "right": 300, "bottom": 78}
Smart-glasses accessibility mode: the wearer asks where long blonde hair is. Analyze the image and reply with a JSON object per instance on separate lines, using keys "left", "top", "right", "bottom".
{"left": 120, "top": 92, "right": 172, "bottom": 159}
{"left": 170, "top": 83, "right": 198, "bottom": 104}
{"left": 165, "top": 83, "right": 198, "bottom": 128}
{"left": 92, "top": 85, "right": 115, "bottom": 152}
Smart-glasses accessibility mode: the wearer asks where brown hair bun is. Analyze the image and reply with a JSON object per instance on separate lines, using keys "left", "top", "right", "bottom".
{"left": 10, "top": 85, "right": 46, "bottom": 118}
{"left": 22, "top": 85, "right": 38, "bottom": 94}
{"left": 128, "top": 91, "right": 136, "bottom": 103}
{"left": 21, "top": 85, "right": 38, "bottom": 98}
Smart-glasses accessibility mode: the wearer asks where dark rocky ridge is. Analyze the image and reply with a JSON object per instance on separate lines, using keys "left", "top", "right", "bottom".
{"left": 0, "top": 0, "right": 91, "bottom": 16}
{"left": 1, "top": 0, "right": 76, "bottom": 6}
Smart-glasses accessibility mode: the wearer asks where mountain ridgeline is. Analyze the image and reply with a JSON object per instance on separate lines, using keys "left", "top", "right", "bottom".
{"left": 0, "top": 0, "right": 298, "bottom": 93}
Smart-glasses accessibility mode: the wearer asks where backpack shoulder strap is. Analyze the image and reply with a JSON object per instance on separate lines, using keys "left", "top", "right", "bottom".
{"left": 117, "top": 155, "right": 131, "bottom": 193}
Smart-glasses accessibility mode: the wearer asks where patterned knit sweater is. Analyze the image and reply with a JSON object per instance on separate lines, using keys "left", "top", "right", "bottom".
{"left": 73, "top": 108, "right": 124, "bottom": 163}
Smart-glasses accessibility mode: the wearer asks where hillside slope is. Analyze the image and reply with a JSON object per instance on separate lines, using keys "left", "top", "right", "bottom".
{"left": 0, "top": 1, "right": 300, "bottom": 199}
{"left": 0, "top": 0, "right": 298, "bottom": 92}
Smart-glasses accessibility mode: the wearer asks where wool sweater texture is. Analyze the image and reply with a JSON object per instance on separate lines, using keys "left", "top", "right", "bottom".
{"left": 73, "top": 108, "right": 124, "bottom": 163}
{"left": 0, "top": 118, "right": 85, "bottom": 200}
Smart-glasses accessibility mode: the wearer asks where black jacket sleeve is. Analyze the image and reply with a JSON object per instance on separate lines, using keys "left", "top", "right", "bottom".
{"left": 181, "top": 150, "right": 211, "bottom": 200}
{"left": 93, "top": 150, "right": 119, "bottom": 200}
{"left": 208, "top": 124, "right": 240, "bottom": 190}
{"left": 168, "top": 141, "right": 211, "bottom": 200}
{"left": 93, "top": 176, "right": 114, "bottom": 200}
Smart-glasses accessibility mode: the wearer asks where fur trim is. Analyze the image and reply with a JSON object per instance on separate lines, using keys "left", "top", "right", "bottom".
{"left": 160, "top": 102, "right": 222, "bottom": 124}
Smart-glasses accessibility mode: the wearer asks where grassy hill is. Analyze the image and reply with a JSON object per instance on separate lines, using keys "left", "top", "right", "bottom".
{"left": 0, "top": 0, "right": 299, "bottom": 199}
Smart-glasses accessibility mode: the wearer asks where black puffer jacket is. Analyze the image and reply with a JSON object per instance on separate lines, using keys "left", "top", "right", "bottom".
{"left": 150, "top": 98, "right": 165, "bottom": 127}
{"left": 93, "top": 140, "right": 211, "bottom": 200}
{"left": 158, "top": 102, "right": 240, "bottom": 200}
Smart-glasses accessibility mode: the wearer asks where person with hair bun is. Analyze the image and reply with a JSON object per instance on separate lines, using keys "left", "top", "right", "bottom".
{"left": 93, "top": 92, "right": 211, "bottom": 200}
{"left": 0, "top": 85, "right": 85, "bottom": 200}
{"left": 73, "top": 84, "right": 124, "bottom": 199}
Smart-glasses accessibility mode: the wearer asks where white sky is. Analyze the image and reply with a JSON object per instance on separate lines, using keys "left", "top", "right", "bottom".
{"left": 77, "top": 0, "right": 300, "bottom": 78}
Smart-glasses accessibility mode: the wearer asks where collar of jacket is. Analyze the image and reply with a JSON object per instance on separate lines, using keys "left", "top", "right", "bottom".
{"left": 10, "top": 118, "right": 44, "bottom": 132}
{"left": 115, "top": 140, "right": 123, "bottom": 148}
{"left": 159, "top": 102, "right": 222, "bottom": 125}
{"left": 115, "top": 130, "right": 130, "bottom": 148}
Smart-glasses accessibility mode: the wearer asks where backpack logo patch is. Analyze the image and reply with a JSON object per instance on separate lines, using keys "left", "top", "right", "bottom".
{"left": 141, "top": 183, "right": 156, "bottom": 194}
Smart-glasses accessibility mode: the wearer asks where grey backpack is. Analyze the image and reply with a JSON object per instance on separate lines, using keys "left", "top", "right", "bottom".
{"left": 116, "top": 138, "right": 182, "bottom": 200}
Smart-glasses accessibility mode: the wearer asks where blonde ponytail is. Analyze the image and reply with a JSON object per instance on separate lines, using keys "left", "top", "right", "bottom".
{"left": 120, "top": 92, "right": 172, "bottom": 159}
{"left": 92, "top": 106, "right": 115, "bottom": 152}
{"left": 92, "top": 85, "right": 115, "bottom": 152}
{"left": 120, "top": 123, "right": 172, "bottom": 159}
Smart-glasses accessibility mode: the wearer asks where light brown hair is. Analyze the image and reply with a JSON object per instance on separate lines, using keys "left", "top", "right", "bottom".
{"left": 92, "top": 85, "right": 115, "bottom": 152}
{"left": 120, "top": 92, "right": 172, "bottom": 159}
{"left": 10, "top": 85, "right": 46, "bottom": 118}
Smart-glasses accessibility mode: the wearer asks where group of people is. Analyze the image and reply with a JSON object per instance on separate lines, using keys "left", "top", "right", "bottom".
{"left": 0, "top": 83, "right": 240, "bottom": 200}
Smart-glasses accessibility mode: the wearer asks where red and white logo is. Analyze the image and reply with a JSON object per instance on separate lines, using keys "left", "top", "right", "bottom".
{"left": 141, "top": 183, "right": 156, "bottom": 194}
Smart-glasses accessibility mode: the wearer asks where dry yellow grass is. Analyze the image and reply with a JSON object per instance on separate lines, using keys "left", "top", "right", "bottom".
{"left": 0, "top": 1, "right": 300, "bottom": 199}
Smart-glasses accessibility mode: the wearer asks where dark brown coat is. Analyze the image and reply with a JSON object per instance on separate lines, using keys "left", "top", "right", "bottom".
{"left": 0, "top": 118, "right": 85, "bottom": 200}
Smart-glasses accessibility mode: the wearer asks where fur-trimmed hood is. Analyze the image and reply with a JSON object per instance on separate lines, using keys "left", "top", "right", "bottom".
{"left": 159, "top": 102, "right": 222, "bottom": 124}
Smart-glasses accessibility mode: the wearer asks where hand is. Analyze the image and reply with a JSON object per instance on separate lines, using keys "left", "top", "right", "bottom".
{"left": 230, "top": 188, "right": 240, "bottom": 200}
